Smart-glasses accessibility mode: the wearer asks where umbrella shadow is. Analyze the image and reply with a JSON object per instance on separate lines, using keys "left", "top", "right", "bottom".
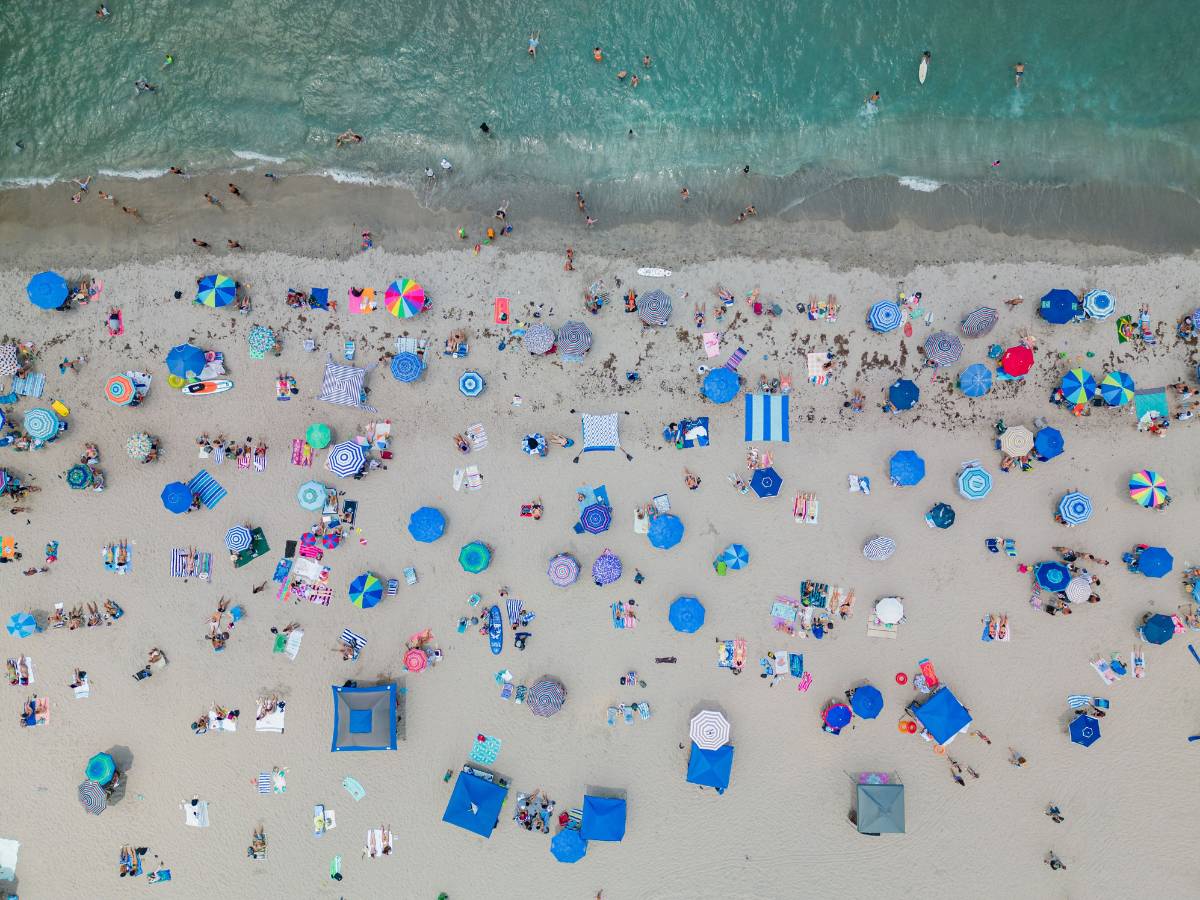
{"left": 582, "top": 785, "right": 627, "bottom": 801}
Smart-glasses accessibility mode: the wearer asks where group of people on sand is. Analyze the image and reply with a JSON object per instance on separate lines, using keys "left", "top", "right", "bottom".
{"left": 513, "top": 789, "right": 557, "bottom": 833}
{"left": 190, "top": 704, "right": 239, "bottom": 734}
{"left": 206, "top": 597, "right": 241, "bottom": 651}
{"left": 46, "top": 599, "right": 123, "bottom": 630}
{"left": 196, "top": 433, "right": 267, "bottom": 468}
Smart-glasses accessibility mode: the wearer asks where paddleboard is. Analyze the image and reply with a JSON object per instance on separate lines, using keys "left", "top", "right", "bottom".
{"left": 918, "top": 58, "right": 928, "bottom": 84}
{"left": 488, "top": 605, "right": 503, "bottom": 655}
{"left": 637, "top": 267, "right": 672, "bottom": 278}
{"left": 182, "top": 379, "right": 233, "bottom": 396}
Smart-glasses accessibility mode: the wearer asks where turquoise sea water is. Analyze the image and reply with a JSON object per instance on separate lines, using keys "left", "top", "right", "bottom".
{"left": 2, "top": 2, "right": 1197, "bottom": 215}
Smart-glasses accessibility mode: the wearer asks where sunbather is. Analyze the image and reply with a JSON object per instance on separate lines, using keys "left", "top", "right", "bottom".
{"left": 683, "top": 468, "right": 701, "bottom": 490}
{"left": 453, "top": 434, "right": 470, "bottom": 454}
{"left": 997, "top": 614, "right": 1008, "bottom": 640}
{"left": 85, "top": 602, "right": 102, "bottom": 627}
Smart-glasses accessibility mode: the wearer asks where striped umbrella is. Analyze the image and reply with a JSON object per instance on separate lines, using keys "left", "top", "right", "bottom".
{"left": 78, "top": 780, "right": 107, "bottom": 815}
{"left": 85, "top": 751, "right": 116, "bottom": 785}
{"left": 1060, "top": 369, "right": 1096, "bottom": 405}
{"left": 66, "top": 464, "right": 94, "bottom": 490}
{"left": 959, "top": 363, "right": 992, "bottom": 397}
{"left": 961, "top": 306, "right": 999, "bottom": 337}
{"left": 403, "top": 648, "right": 428, "bottom": 673}
{"left": 1129, "top": 470, "right": 1168, "bottom": 508}
{"left": 1058, "top": 491, "right": 1093, "bottom": 526}
{"left": 23, "top": 407, "right": 59, "bottom": 440}
{"left": 557, "top": 320, "right": 593, "bottom": 357}
{"left": 579, "top": 502, "right": 612, "bottom": 534}
{"left": 718, "top": 543, "right": 750, "bottom": 570}
{"left": 225, "top": 525, "right": 253, "bottom": 552}
{"left": 1099, "top": 371, "right": 1135, "bottom": 406}
{"left": 547, "top": 553, "right": 580, "bottom": 587}
{"left": 957, "top": 465, "right": 993, "bottom": 500}
{"left": 637, "top": 289, "right": 672, "bottom": 326}
{"left": 689, "top": 709, "right": 731, "bottom": 749}
{"left": 195, "top": 274, "right": 237, "bottom": 308}
{"left": 127, "top": 433, "right": 153, "bottom": 461}
{"left": 247, "top": 325, "right": 275, "bottom": 359}
{"left": 523, "top": 323, "right": 556, "bottom": 355}
{"left": 390, "top": 352, "right": 424, "bottom": 383}
{"left": 867, "top": 300, "right": 902, "bottom": 332}
{"left": 923, "top": 331, "right": 963, "bottom": 368}
{"left": 349, "top": 572, "right": 384, "bottom": 609}
{"left": 384, "top": 279, "right": 426, "bottom": 318}
{"left": 459, "top": 541, "right": 492, "bottom": 574}
{"left": 326, "top": 440, "right": 366, "bottom": 477}
{"left": 863, "top": 536, "right": 896, "bottom": 561}
{"left": 296, "top": 480, "right": 326, "bottom": 511}
{"left": 305, "top": 423, "right": 331, "bottom": 450}
{"left": 458, "top": 371, "right": 485, "bottom": 397}
{"left": 105, "top": 374, "right": 135, "bottom": 405}
{"left": 527, "top": 677, "right": 566, "bottom": 717}
{"left": 1065, "top": 576, "right": 1092, "bottom": 603}
{"left": 1082, "top": 289, "right": 1115, "bottom": 320}
{"left": 592, "top": 550, "right": 622, "bottom": 585}
{"left": 6, "top": 611, "right": 38, "bottom": 638}
{"left": 999, "top": 426, "right": 1033, "bottom": 456}
{"left": 0, "top": 344, "right": 20, "bottom": 376}
{"left": 1000, "top": 345, "right": 1034, "bottom": 376}
{"left": 1034, "top": 561, "right": 1072, "bottom": 591}
{"left": 522, "top": 433, "right": 547, "bottom": 456}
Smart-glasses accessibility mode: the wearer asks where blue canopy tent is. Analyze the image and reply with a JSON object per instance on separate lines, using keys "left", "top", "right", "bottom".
{"left": 1034, "top": 427, "right": 1064, "bottom": 460}
{"left": 443, "top": 770, "right": 508, "bottom": 838}
{"left": 580, "top": 796, "right": 626, "bottom": 842}
{"left": 1039, "top": 289, "right": 1082, "bottom": 324}
{"left": 889, "top": 450, "right": 925, "bottom": 486}
{"left": 857, "top": 783, "right": 905, "bottom": 834}
{"left": 330, "top": 684, "right": 397, "bottom": 751}
{"left": 407, "top": 506, "right": 446, "bottom": 543}
{"left": 909, "top": 686, "right": 972, "bottom": 745}
{"left": 550, "top": 827, "right": 588, "bottom": 863}
{"left": 686, "top": 743, "right": 733, "bottom": 793}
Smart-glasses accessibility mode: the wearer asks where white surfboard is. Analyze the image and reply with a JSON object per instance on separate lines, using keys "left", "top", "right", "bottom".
{"left": 637, "top": 267, "right": 672, "bottom": 277}
{"left": 918, "top": 58, "right": 928, "bottom": 84}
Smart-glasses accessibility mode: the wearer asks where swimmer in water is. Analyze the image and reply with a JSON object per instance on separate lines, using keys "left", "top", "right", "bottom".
{"left": 617, "top": 70, "right": 627, "bottom": 81}
{"left": 866, "top": 90, "right": 880, "bottom": 106}
{"left": 135, "top": 79, "right": 156, "bottom": 93}
{"left": 14, "top": 141, "right": 24, "bottom": 152}
{"left": 593, "top": 47, "right": 603, "bottom": 62}
{"left": 642, "top": 54, "right": 652, "bottom": 67}
{"left": 480, "top": 122, "right": 490, "bottom": 134}
{"left": 96, "top": 5, "right": 109, "bottom": 18}
{"left": 528, "top": 32, "right": 539, "bottom": 58}
{"left": 1014, "top": 62, "right": 1024, "bottom": 86}
{"left": 336, "top": 130, "right": 363, "bottom": 147}
{"left": 162, "top": 54, "right": 174, "bottom": 68}
{"left": 630, "top": 74, "right": 639, "bottom": 88}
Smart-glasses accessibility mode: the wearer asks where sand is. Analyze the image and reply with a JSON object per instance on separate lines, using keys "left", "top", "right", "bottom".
{"left": 1, "top": 181, "right": 1199, "bottom": 898}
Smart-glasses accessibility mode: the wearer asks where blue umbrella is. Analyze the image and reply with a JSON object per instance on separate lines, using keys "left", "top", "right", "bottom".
{"left": 1060, "top": 369, "right": 1097, "bottom": 405}
{"left": 926, "top": 502, "right": 955, "bottom": 529}
{"left": 749, "top": 467, "right": 783, "bottom": 498}
{"left": 868, "top": 300, "right": 902, "bottom": 332}
{"left": 1058, "top": 491, "right": 1093, "bottom": 526}
{"left": 522, "top": 433, "right": 547, "bottom": 456}
{"left": 648, "top": 514, "right": 684, "bottom": 550}
{"left": 719, "top": 543, "right": 749, "bottom": 570}
{"left": 1082, "top": 289, "right": 1115, "bottom": 320}
{"left": 23, "top": 407, "right": 59, "bottom": 441}
{"left": 160, "top": 481, "right": 193, "bottom": 514}
{"left": 349, "top": 572, "right": 385, "bottom": 609}
{"left": 458, "top": 371, "right": 485, "bottom": 397}
{"left": 592, "top": 551, "right": 622, "bottom": 586}
{"left": 1069, "top": 714, "right": 1101, "bottom": 748}
{"left": 1034, "top": 427, "right": 1064, "bottom": 460}
{"left": 550, "top": 827, "right": 588, "bottom": 863}
{"left": 824, "top": 703, "right": 853, "bottom": 729}
{"left": 1140, "top": 613, "right": 1176, "bottom": 645}
{"left": 888, "top": 379, "right": 919, "bottom": 411}
{"left": 1136, "top": 546, "right": 1173, "bottom": 578}
{"left": 579, "top": 502, "right": 613, "bottom": 535}
{"left": 1099, "top": 371, "right": 1135, "bottom": 406}
{"left": 27, "top": 271, "right": 69, "bottom": 309}
{"left": 702, "top": 367, "right": 740, "bottom": 404}
{"left": 1034, "top": 561, "right": 1072, "bottom": 591}
{"left": 849, "top": 685, "right": 884, "bottom": 719}
{"left": 6, "top": 611, "right": 39, "bottom": 638}
{"left": 166, "top": 344, "right": 207, "bottom": 380}
{"left": 957, "top": 465, "right": 992, "bottom": 500}
{"left": 669, "top": 596, "right": 705, "bottom": 633}
{"left": 407, "top": 506, "right": 445, "bottom": 543}
{"left": 390, "top": 352, "right": 424, "bottom": 383}
{"left": 1039, "top": 289, "right": 1081, "bottom": 325}
{"left": 326, "top": 440, "right": 366, "bottom": 478}
{"left": 225, "top": 525, "right": 253, "bottom": 553}
{"left": 959, "top": 363, "right": 992, "bottom": 397}
{"left": 889, "top": 450, "right": 925, "bottom": 486}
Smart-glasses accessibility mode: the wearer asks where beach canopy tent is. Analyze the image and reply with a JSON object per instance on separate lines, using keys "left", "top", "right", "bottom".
{"left": 330, "top": 684, "right": 397, "bottom": 751}
{"left": 702, "top": 367, "right": 740, "bottom": 404}
{"left": 580, "top": 796, "right": 626, "bottom": 842}
{"left": 1136, "top": 546, "right": 1173, "bottom": 578}
{"left": 1034, "top": 427, "right": 1064, "bottom": 460}
{"left": 579, "top": 412, "right": 620, "bottom": 453}
{"left": 443, "top": 770, "right": 508, "bottom": 838}
{"left": 910, "top": 686, "right": 972, "bottom": 745}
{"left": 1140, "top": 613, "right": 1176, "bottom": 645}
{"left": 1069, "top": 714, "right": 1102, "bottom": 748}
{"left": 686, "top": 743, "right": 734, "bottom": 792}
{"left": 550, "top": 827, "right": 588, "bottom": 863}
{"left": 888, "top": 379, "right": 919, "bottom": 411}
{"left": 318, "top": 356, "right": 376, "bottom": 412}
{"left": 669, "top": 596, "right": 705, "bottom": 633}
{"left": 27, "top": 271, "right": 69, "bottom": 309}
{"left": 889, "top": 450, "right": 925, "bottom": 486}
{"left": 1039, "top": 289, "right": 1082, "bottom": 324}
{"left": 745, "top": 393, "right": 789, "bottom": 442}
{"left": 857, "top": 783, "right": 905, "bottom": 834}
{"left": 648, "top": 513, "right": 684, "bottom": 549}
{"left": 407, "top": 506, "right": 446, "bottom": 543}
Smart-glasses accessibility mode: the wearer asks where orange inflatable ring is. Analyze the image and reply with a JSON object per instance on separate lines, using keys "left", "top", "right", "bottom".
{"left": 933, "top": 744, "right": 946, "bottom": 755}
{"left": 897, "top": 720, "right": 909, "bottom": 733}
{"left": 895, "top": 672, "right": 908, "bottom": 685}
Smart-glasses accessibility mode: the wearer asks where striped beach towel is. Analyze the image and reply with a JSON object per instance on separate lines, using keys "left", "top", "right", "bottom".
{"left": 505, "top": 598, "right": 523, "bottom": 627}
{"left": 253, "top": 450, "right": 267, "bottom": 472}
{"left": 744, "top": 393, "right": 790, "bottom": 442}
{"left": 170, "top": 548, "right": 212, "bottom": 580}
{"left": 298, "top": 544, "right": 323, "bottom": 560}
{"left": 723, "top": 347, "right": 746, "bottom": 372}
{"left": 186, "top": 471, "right": 227, "bottom": 509}
{"left": 1067, "top": 694, "right": 1093, "bottom": 709}
{"left": 340, "top": 629, "right": 366, "bottom": 659}
{"left": 12, "top": 372, "right": 45, "bottom": 398}
{"left": 212, "top": 444, "right": 225, "bottom": 465}
{"left": 306, "top": 585, "right": 332, "bottom": 606}
{"left": 256, "top": 773, "right": 272, "bottom": 795}
{"left": 237, "top": 451, "right": 251, "bottom": 470}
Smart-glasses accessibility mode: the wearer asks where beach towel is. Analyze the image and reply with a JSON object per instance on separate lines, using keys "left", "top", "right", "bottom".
{"left": 12, "top": 372, "right": 45, "bottom": 398}
{"left": 73, "top": 675, "right": 91, "bottom": 699}
{"left": 580, "top": 413, "right": 619, "bottom": 452}
{"left": 103, "top": 543, "right": 131, "bottom": 574}
{"left": 256, "top": 773, "right": 273, "bottom": 795}
{"left": 317, "top": 355, "right": 377, "bottom": 412}
{"left": 309, "top": 288, "right": 330, "bottom": 310}
{"left": 505, "top": 598, "right": 523, "bottom": 627}
{"left": 724, "top": 347, "right": 746, "bottom": 372}
{"left": 466, "top": 422, "right": 488, "bottom": 450}
{"left": 255, "top": 705, "right": 286, "bottom": 733}
{"left": 847, "top": 475, "right": 871, "bottom": 494}
{"left": 1133, "top": 387, "right": 1169, "bottom": 422}
{"left": 365, "top": 828, "right": 393, "bottom": 858}
{"left": 306, "top": 584, "right": 333, "bottom": 606}
{"left": 0, "top": 536, "right": 16, "bottom": 560}
{"left": 208, "top": 710, "right": 237, "bottom": 732}
{"left": 340, "top": 629, "right": 367, "bottom": 655}
{"left": 918, "top": 659, "right": 939, "bottom": 688}
{"left": 1091, "top": 658, "right": 1120, "bottom": 685}
{"left": 867, "top": 616, "right": 898, "bottom": 638}
{"left": 469, "top": 735, "right": 501, "bottom": 765}
{"left": 237, "top": 449, "right": 251, "bottom": 470}
{"left": 275, "top": 629, "right": 303, "bottom": 660}
{"left": 186, "top": 471, "right": 227, "bottom": 509}
{"left": 676, "top": 417, "right": 709, "bottom": 448}
{"left": 291, "top": 556, "right": 326, "bottom": 580}
{"left": 745, "top": 394, "right": 790, "bottom": 442}
{"left": 806, "top": 352, "right": 830, "bottom": 386}
{"left": 170, "top": 548, "right": 211, "bottom": 580}
{"left": 1066, "top": 694, "right": 1093, "bottom": 709}
{"left": 464, "top": 465, "right": 483, "bottom": 491}
{"left": 183, "top": 800, "right": 211, "bottom": 827}
{"left": 253, "top": 449, "right": 267, "bottom": 472}
{"left": 703, "top": 331, "right": 721, "bottom": 358}
{"left": 7, "top": 656, "right": 33, "bottom": 686}
{"left": 348, "top": 287, "right": 376, "bottom": 314}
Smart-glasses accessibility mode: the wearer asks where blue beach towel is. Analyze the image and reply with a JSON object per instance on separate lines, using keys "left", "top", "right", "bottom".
{"left": 745, "top": 394, "right": 790, "bottom": 442}
{"left": 186, "top": 471, "right": 228, "bottom": 509}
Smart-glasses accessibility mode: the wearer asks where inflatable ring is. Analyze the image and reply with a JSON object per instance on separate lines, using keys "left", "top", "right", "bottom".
{"left": 908, "top": 721, "right": 918, "bottom": 734}
{"left": 897, "top": 720, "right": 909, "bottom": 733}
{"left": 166, "top": 374, "right": 185, "bottom": 389}
{"left": 933, "top": 744, "right": 946, "bottom": 755}
{"left": 895, "top": 672, "right": 908, "bottom": 685}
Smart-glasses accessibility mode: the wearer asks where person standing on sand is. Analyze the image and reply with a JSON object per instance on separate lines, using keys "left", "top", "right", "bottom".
{"left": 227, "top": 182, "right": 242, "bottom": 198}
{"left": 121, "top": 206, "right": 140, "bottom": 218}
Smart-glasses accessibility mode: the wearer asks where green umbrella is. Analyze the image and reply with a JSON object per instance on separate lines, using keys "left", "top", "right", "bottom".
{"left": 306, "top": 423, "right": 331, "bottom": 450}
{"left": 66, "top": 464, "right": 94, "bottom": 490}
{"left": 459, "top": 541, "right": 492, "bottom": 574}
{"left": 85, "top": 751, "right": 116, "bottom": 785}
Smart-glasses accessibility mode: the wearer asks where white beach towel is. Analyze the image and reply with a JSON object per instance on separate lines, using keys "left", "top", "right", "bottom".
{"left": 284, "top": 629, "right": 304, "bottom": 660}
{"left": 255, "top": 707, "right": 286, "bottom": 733}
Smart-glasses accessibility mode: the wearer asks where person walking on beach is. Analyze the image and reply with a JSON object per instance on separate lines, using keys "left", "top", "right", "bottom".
{"left": 1045, "top": 852, "right": 1066, "bottom": 871}
{"left": 228, "top": 183, "right": 242, "bottom": 198}
{"left": 204, "top": 192, "right": 221, "bottom": 207}
{"left": 575, "top": 191, "right": 586, "bottom": 212}
{"left": 1008, "top": 747, "right": 1028, "bottom": 767}
{"left": 1046, "top": 804, "right": 1064, "bottom": 823}
{"left": 169, "top": 166, "right": 185, "bottom": 176}
{"left": 121, "top": 206, "right": 140, "bottom": 219}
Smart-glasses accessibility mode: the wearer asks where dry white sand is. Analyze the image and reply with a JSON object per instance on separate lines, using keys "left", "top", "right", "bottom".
{"left": 1, "top": 229, "right": 1198, "bottom": 899}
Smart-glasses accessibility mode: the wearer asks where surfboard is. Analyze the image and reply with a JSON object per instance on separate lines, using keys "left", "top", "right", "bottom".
{"left": 637, "top": 267, "right": 672, "bottom": 278}
{"left": 181, "top": 379, "right": 233, "bottom": 396}
{"left": 918, "top": 58, "right": 928, "bottom": 84}
{"left": 488, "top": 605, "right": 503, "bottom": 655}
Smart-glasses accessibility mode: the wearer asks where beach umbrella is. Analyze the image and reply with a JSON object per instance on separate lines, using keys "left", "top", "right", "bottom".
{"left": 326, "top": 440, "right": 366, "bottom": 478}
{"left": 874, "top": 596, "right": 904, "bottom": 624}
{"left": 78, "top": 780, "right": 107, "bottom": 816}
{"left": 305, "top": 423, "right": 331, "bottom": 450}
{"left": 390, "top": 351, "right": 424, "bottom": 382}
{"left": 1034, "top": 561, "right": 1072, "bottom": 591}
{"left": 1099, "top": 371, "right": 1135, "bottom": 406}
{"left": 550, "top": 828, "right": 588, "bottom": 864}
{"left": 592, "top": 550, "right": 622, "bottom": 585}
{"left": 1129, "top": 470, "right": 1168, "bottom": 508}
{"left": 823, "top": 703, "right": 853, "bottom": 729}
{"left": 247, "top": 325, "right": 274, "bottom": 358}
{"left": 719, "top": 543, "right": 749, "bottom": 570}
{"left": 1082, "top": 289, "right": 1115, "bottom": 320}
{"left": 961, "top": 306, "right": 998, "bottom": 337}
{"left": 867, "top": 300, "right": 901, "bottom": 332}
{"left": 85, "top": 752, "right": 116, "bottom": 785}
{"left": 104, "top": 374, "right": 135, "bottom": 406}
{"left": 926, "top": 502, "right": 955, "bottom": 529}
{"left": 458, "top": 370, "right": 485, "bottom": 397}
{"left": 0, "top": 345, "right": 20, "bottom": 376}
{"left": 959, "top": 363, "right": 993, "bottom": 397}
{"left": 459, "top": 541, "right": 492, "bottom": 574}
{"left": 849, "top": 685, "right": 884, "bottom": 720}
{"left": 889, "top": 450, "right": 925, "bottom": 486}
{"left": 225, "top": 525, "right": 253, "bottom": 553}
{"left": 1000, "top": 345, "right": 1034, "bottom": 376}
{"left": 27, "top": 271, "right": 69, "bottom": 309}
{"left": 296, "top": 480, "right": 327, "bottom": 511}
{"left": 195, "top": 274, "right": 237, "bottom": 307}
{"left": 522, "top": 433, "right": 547, "bottom": 457}
{"left": 648, "top": 514, "right": 685, "bottom": 550}
{"left": 523, "top": 323, "right": 556, "bottom": 355}
{"left": 888, "top": 379, "right": 919, "bottom": 411}
{"left": 1140, "top": 613, "right": 1176, "bottom": 645}
{"left": 669, "top": 596, "right": 705, "bottom": 633}
{"left": 1064, "top": 576, "right": 1092, "bottom": 604}
{"left": 579, "top": 502, "right": 613, "bottom": 535}
{"left": 403, "top": 648, "right": 427, "bottom": 673}
{"left": 702, "top": 367, "right": 740, "bottom": 404}
{"left": 1039, "top": 289, "right": 1081, "bottom": 324}
{"left": 1058, "top": 491, "right": 1093, "bottom": 526}
{"left": 6, "top": 611, "right": 38, "bottom": 638}
{"left": 557, "top": 320, "right": 593, "bottom": 357}
{"left": 66, "top": 464, "right": 93, "bottom": 490}
{"left": 637, "top": 289, "right": 672, "bottom": 326}
{"left": 547, "top": 553, "right": 580, "bottom": 587}
{"left": 527, "top": 677, "right": 566, "bottom": 717}
{"left": 924, "top": 331, "right": 963, "bottom": 368}
{"left": 1060, "top": 368, "right": 1097, "bottom": 405}
{"left": 349, "top": 572, "right": 384, "bottom": 609}
{"left": 160, "top": 481, "right": 193, "bottom": 513}
{"left": 126, "top": 433, "right": 153, "bottom": 461}
{"left": 23, "top": 407, "right": 59, "bottom": 441}
{"left": 166, "top": 344, "right": 207, "bottom": 379}
{"left": 384, "top": 278, "right": 426, "bottom": 318}
{"left": 1034, "top": 427, "right": 1064, "bottom": 460}
{"left": 1136, "top": 546, "right": 1173, "bottom": 579}
{"left": 957, "top": 465, "right": 992, "bottom": 500}
{"left": 750, "top": 467, "right": 783, "bottom": 499}
{"left": 690, "top": 710, "right": 731, "bottom": 750}
{"left": 999, "top": 426, "right": 1033, "bottom": 457}
{"left": 863, "top": 536, "right": 896, "bottom": 561}
{"left": 1069, "top": 714, "right": 1102, "bottom": 748}
{"left": 407, "top": 506, "right": 445, "bottom": 543}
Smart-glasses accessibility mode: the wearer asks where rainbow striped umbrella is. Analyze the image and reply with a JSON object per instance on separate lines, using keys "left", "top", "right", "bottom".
{"left": 384, "top": 279, "right": 426, "bottom": 318}
{"left": 349, "top": 572, "right": 384, "bottom": 609}
{"left": 1129, "top": 470, "right": 1168, "bottom": 508}
{"left": 195, "top": 274, "right": 237, "bottom": 308}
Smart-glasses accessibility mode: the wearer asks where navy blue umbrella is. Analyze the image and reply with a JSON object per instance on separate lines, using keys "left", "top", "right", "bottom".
{"left": 1039, "top": 289, "right": 1081, "bottom": 325}
{"left": 1034, "top": 427, "right": 1064, "bottom": 460}
{"left": 849, "top": 685, "right": 884, "bottom": 719}
{"left": 1069, "top": 714, "right": 1101, "bottom": 748}
{"left": 888, "top": 379, "right": 919, "bottom": 411}
{"left": 1140, "top": 613, "right": 1175, "bottom": 644}
{"left": 1136, "top": 546, "right": 1172, "bottom": 578}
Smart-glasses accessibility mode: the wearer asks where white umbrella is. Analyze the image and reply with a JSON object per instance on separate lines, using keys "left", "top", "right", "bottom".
{"left": 1064, "top": 576, "right": 1092, "bottom": 604}
{"left": 689, "top": 709, "right": 731, "bottom": 750}
{"left": 874, "top": 596, "right": 905, "bottom": 625}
